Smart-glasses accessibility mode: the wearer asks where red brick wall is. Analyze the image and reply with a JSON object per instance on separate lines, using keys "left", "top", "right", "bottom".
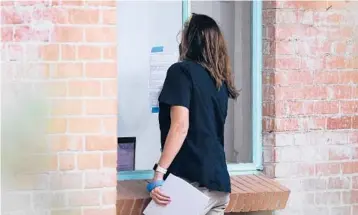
{"left": 1, "top": 1, "right": 117, "bottom": 214}
{"left": 263, "top": 1, "right": 358, "bottom": 215}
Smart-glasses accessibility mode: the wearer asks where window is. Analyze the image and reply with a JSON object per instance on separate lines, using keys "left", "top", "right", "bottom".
{"left": 117, "top": 0, "right": 263, "bottom": 180}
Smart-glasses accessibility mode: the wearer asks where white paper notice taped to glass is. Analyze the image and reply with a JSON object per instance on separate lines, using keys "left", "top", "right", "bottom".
{"left": 143, "top": 174, "right": 210, "bottom": 215}
{"left": 149, "top": 46, "right": 178, "bottom": 113}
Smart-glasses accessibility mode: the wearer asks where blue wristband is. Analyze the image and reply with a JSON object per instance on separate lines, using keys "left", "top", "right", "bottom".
{"left": 146, "top": 180, "right": 164, "bottom": 193}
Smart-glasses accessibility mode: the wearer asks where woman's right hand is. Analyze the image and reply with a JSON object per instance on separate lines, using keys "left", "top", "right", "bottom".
{"left": 150, "top": 187, "right": 171, "bottom": 206}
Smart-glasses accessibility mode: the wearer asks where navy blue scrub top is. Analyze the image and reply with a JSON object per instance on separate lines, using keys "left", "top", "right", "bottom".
{"left": 158, "top": 60, "right": 231, "bottom": 193}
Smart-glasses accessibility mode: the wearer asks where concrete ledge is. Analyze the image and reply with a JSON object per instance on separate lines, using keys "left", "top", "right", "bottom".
{"left": 116, "top": 174, "right": 290, "bottom": 215}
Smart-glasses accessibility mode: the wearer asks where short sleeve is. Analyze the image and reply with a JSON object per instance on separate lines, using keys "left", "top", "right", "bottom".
{"left": 158, "top": 63, "right": 192, "bottom": 109}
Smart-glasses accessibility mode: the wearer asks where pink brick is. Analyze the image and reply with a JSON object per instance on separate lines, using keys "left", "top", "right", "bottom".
{"left": 353, "top": 176, "right": 358, "bottom": 189}
{"left": 263, "top": 25, "right": 275, "bottom": 40}
{"left": 33, "top": 192, "right": 67, "bottom": 209}
{"left": 352, "top": 147, "right": 358, "bottom": 159}
{"left": 315, "top": 191, "right": 341, "bottom": 206}
{"left": 275, "top": 163, "right": 314, "bottom": 178}
{"left": 342, "top": 190, "right": 358, "bottom": 204}
{"left": 293, "top": 133, "right": 310, "bottom": 145}
{"left": 68, "top": 190, "right": 101, "bottom": 206}
{"left": 310, "top": 131, "right": 348, "bottom": 145}
{"left": 353, "top": 205, "right": 358, "bottom": 215}
{"left": 300, "top": 146, "right": 328, "bottom": 162}
{"left": 301, "top": 178, "right": 326, "bottom": 191}
{"left": 315, "top": 163, "right": 341, "bottom": 176}
{"left": 85, "top": 170, "right": 117, "bottom": 188}
{"left": 263, "top": 147, "right": 274, "bottom": 163}
{"left": 83, "top": 207, "right": 116, "bottom": 215}
{"left": 302, "top": 207, "right": 329, "bottom": 215}
{"left": 275, "top": 10, "right": 298, "bottom": 23}
{"left": 51, "top": 209, "right": 81, "bottom": 215}
{"left": 1, "top": 27, "right": 13, "bottom": 41}
{"left": 284, "top": 192, "right": 314, "bottom": 209}
{"left": 314, "top": 72, "right": 339, "bottom": 84}
{"left": 342, "top": 161, "right": 358, "bottom": 174}
{"left": 263, "top": 10, "right": 275, "bottom": 25}
{"left": 275, "top": 24, "right": 305, "bottom": 40}
{"left": 6, "top": 44, "right": 24, "bottom": 61}
{"left": 329, "top": 85, "right": 353, "bottom": 100}
{"left": 275, "top": 41, "right": 296, "bottom": 55}
{"left": 0, "top": 1, "right": 14, "bottom": 6}
{"left": 313, "top": 101, "right": 339, "bottom": 114}
{"left": 297, "top": 39, "right": 331, "bottom": 56}
{"left": 301, "top": 56, "right": 326, "bottom": 70}
{"left": 327, "top": 117, "right": 352, "bottom": 130}
{"left": 102, "top": 189, "right": 117, "bottom": 205}
{"left": 275, "top": 118, "right": 300, "bottom": 131}
{"left": 285, "top": 101, "right": 314, "bottom": 116}
{"left": 340, "top": 71, "right": 358, "bottom": 84}
{"left": 51, "top": 192, "right": 67, "bottom": 209}
{"left": 328, "top": 146, "right": 352, "bottom": 160}
{"left": 1, "top": 8, "right": 23, "bottom": 24}
{"left": 298, "top": 10, "right": 314, "bottom": 24}
{"left": 263, "top": 133, "right": 275, "bottom": 147}
{"left": 275, "top": 71, "right": 313, "bottom": 86}
{"left": 14, "top": 25, "right": 50, "bottom": 42}
{"left": 328, "top": 176, "right": 351, "bottom": 190}
{"left": 275, "top": 146, "right": 301, "bottom": 162}
{"left": 50, "top": 172, "right": 82, "bottom": 190}
{"left": 11, "top": 174, "right": 49, "bottom": 190}
{"left": 2, "top": 192, "right": 31, "bottom": 212}
{"left": 275, "top": 56, "right": 301, "bottom": 70}
{"left": 331, "top": 206, "right": 351, "bottom": 215}
{"left": 262, "top": 101, "right": 279, "bottom": 116}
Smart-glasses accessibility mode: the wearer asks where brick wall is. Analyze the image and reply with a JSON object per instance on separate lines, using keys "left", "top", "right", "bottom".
{"left": 1, "top": 1, "right": 117, "bottom": 215}
{"left": 263, "top": 1, "right": 358, "bottom": 215}
{"left": 3, "top": 1, "right": 358, "bottom": 215}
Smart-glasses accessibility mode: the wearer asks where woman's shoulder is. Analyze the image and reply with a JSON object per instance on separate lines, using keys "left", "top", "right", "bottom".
{"left": 165, "top": 61, "right": 193, "bottom": 81}
{"left": 172, "top": 60, "right": 205, "bottom": 73}
{"left": 171, "top": 60, "right": 194, "bottom": 68}
{"left": 168, "top": 61, "right": 193, "bottom": 74}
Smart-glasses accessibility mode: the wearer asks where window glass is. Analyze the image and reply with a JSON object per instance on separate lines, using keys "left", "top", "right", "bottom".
{"left": 116, "top": 1, "right": 183, "bottom": 171}
{"left": 191, "top": 1, "right": 253, "bottom": 163}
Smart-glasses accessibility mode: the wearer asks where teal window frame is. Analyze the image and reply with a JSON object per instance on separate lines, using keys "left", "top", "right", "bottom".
{"left": 118, "top": 0, "right": 263, "bottom": 181}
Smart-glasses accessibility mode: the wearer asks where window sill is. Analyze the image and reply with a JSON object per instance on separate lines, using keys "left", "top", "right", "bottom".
{"left": 117, "top": 174, "right": 290, "bottom": 214}
{"left": 118, "top": 163, "right": 264, "bottom": 181}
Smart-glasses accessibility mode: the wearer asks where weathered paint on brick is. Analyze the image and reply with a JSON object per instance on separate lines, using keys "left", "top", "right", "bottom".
{"left": 264, "top": 1, "right": 358, "bottom": 215}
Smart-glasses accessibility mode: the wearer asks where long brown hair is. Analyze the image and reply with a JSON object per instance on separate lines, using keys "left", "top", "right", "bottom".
{"left": 179, "top": 13, "right": 239, "bottom": 99}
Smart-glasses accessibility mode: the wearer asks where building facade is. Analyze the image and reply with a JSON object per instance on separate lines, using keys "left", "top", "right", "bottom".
{"left": 1, "top": 1, "right": 357, "bottom": 215}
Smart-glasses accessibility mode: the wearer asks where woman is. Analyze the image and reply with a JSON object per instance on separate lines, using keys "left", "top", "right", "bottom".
{"left": 147, "top": 13, "right": 239, "bottom": 215}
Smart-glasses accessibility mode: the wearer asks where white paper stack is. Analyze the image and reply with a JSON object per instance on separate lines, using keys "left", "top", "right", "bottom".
{"left": 143, "top": 174, "right": 210, "bottom": 215}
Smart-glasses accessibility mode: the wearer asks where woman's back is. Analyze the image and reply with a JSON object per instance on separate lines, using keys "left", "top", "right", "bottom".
{"left": 158, "top": 60, "right": 231, "bottom": 192}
